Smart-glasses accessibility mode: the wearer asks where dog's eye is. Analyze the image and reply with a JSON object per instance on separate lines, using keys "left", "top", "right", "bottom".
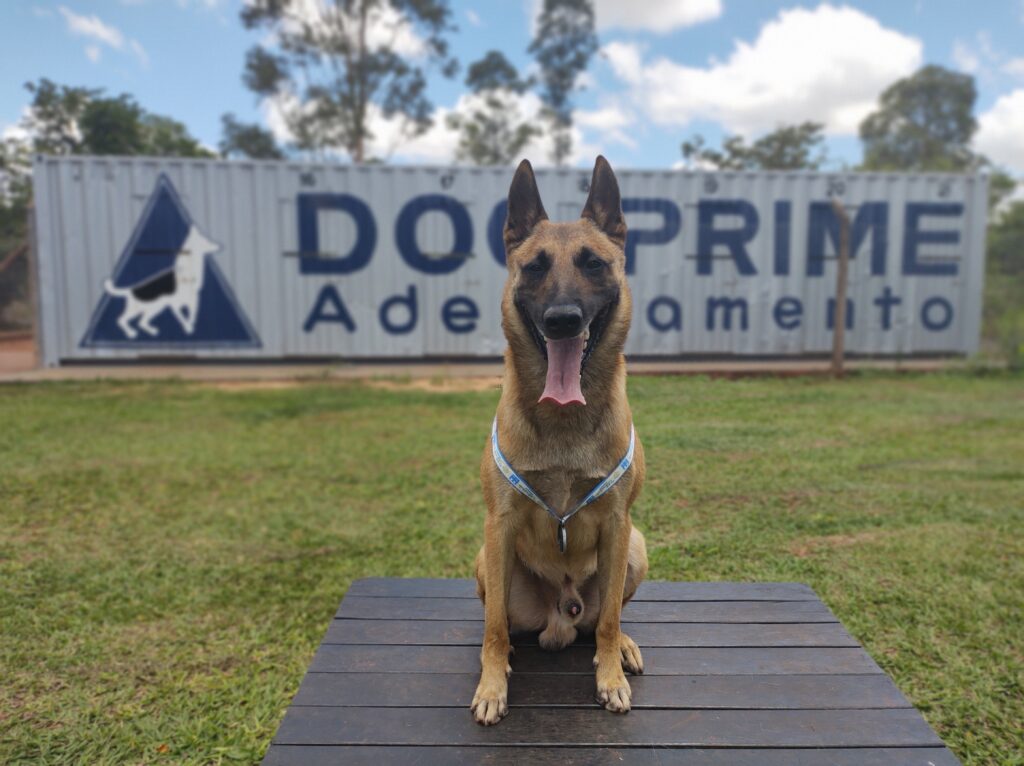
{"left": 583, "top": 255, "right": 606, "bottom": 272}
{"left": 523, "top": 256, "right": 548, "bottom": 275}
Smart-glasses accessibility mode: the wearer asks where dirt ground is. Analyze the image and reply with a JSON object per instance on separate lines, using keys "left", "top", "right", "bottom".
{"left": 0, "top": 333, "right": 962, "bottom": 384}
{"left": 0, "top": 335, "right": 35, "bottom": 374}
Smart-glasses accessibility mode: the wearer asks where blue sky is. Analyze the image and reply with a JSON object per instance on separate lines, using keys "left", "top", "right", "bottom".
{"left": 2, "top": 0, "right": 1023, "bottom": 174}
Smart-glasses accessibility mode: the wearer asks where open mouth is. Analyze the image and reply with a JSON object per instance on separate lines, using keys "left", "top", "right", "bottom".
{"left": 515, "top": 298, "right": 617, "bottom": 371}
{"left": 515, "top": 297, "right": 618, "bottom": 406}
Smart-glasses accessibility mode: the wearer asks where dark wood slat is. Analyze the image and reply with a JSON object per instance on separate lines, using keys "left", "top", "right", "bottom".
{"left": 271, "top": 707, "right": 945, "bottom": 747}
{"left": 345, "top": 578, "right": 818, "bottom": 601}
{"left": 337, "top": 596, "right": 837, "bottom": 623}
{"left": 309, "top": 645, "right": 881, "bottom": 675}
{"left": 323, "top": 619, "right": 860, "bottom": 647}
{"left": 292, "top": 672, "right": 911, "bottom": 709}
{"left": 264, "top": 745, "right": 961, "bottom": 766}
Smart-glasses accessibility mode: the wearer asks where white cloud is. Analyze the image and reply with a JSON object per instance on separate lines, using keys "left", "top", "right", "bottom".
{"left": 2, "top": 112, "right": 31, "bottom": 142}
{"left": 951, "top": 31, "right": 1006, "bottom": 78}
{"left": 594, "top": 0, "right": 721, "bottom": 33}
{"left": 574, "top": 104, "right": 637, "bottom": 148}
{"left": 952, "top": 40, "right": 981, "bottom": 74}
{"left": 465, "top": 8, "right": 482, "bottom": 27}
{"left": 263, "top": 89, "right": 598, "bottom": 167}
{"left": 601, "top": 4, "right": 922, "bottom": 136}
{"left": 58, "top": 5, "right": 148, "bottom": 66}
{"left": 129, "top": 39, "right": 149, "bottom": 67}
{"left": 59, "top": 6, "right": 124, "bottom": 47}
{"left": 274, "top": 0, "right": 427, "bottom": 59}
{"left": 1004, "top": 57, "right": 1024, "bottom": 77}
{"left": 976, "top": 89, "right": 1024, "bottom": 172}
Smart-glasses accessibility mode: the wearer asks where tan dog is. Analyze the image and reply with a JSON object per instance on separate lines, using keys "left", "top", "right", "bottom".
{"left": 472, "top": 156, "right": 648, "bottom": 725}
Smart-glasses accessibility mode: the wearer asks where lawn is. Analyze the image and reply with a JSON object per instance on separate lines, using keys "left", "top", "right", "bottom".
{"left": 1, "top": 371, "right": 1022, "bottom": 765}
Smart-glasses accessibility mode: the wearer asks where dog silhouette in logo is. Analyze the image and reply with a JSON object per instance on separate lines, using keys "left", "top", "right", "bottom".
{"left": 103, "top": 225, "right": 220, "bottom": 339}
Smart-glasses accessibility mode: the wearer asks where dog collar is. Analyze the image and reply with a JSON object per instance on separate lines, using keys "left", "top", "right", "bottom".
{"left": 490, "top": 418, "right": 636, "bottom": 554}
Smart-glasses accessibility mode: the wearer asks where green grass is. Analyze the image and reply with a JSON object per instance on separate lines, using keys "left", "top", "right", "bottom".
{"left": 1, "top": 372, "right": 1022, "bottom": 765}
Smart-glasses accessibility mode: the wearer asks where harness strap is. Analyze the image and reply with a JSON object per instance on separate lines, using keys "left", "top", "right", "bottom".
{"left": 491, "top": 417, "right": 636, "bottom": 553}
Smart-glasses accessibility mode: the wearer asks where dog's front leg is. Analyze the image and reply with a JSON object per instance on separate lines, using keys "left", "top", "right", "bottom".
{"left": 593, "top": 506, "right": 635, "bottom": 713}
{"left": 471, "top": 509, "right": 515, "bottom": 725}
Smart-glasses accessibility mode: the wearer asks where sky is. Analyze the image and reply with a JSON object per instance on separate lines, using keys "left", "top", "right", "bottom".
{"left": 2, "top": 0, "right": 1023, "bottom": 176}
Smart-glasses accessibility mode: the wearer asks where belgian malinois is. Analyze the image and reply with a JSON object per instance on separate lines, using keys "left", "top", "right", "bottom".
{"left": 472, "top": 156, "right": 648, "bottom": 725}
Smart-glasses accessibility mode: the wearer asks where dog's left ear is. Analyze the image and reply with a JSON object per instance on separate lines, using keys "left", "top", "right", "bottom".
{"left": 581, "top": 155, "right": 626, "bottom": 249}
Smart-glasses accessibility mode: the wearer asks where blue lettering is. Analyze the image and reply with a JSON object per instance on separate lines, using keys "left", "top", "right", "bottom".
{"left": 826, "top": 298, "right": 855, "bottom": 330}
{"left": 303, "top": 285, "right": 356, "bottom": 332}
{"left": 622, "top": 198, "right": 682, "bottom": 275}
{"left": 647, "top": 296, "right": 682, "bottom": 332}
{"left": 488, "top": 200, "right": 508, "bottom": 267}
{"left": 873, "top": 286, "right": 902, "bottom": 330}
{"left": 921, "top": 296, "right": 954, "bottom": 331}
{"left": 706, "top": 297, "right": 749, "bottom": 330}
{"left": 395, "top": 194, "right": 473, "bottom": 275}
{"left": 807, "top": 202, "right": 888, "bottom": 277}
{"left": 774, "top": 201, "right": 791, "bottom": 276}
{"left": 902, "top": 203, "right": 961, "bottom": 276}
{"left": 697, "top": 200, "right": 758, "bottom": 276}
{"left": 442, "top": 295, "right": 480, "bottom": 334}
{"left": 773, "top": 297, "right": 803, "bottom": 330}
{"left": 379, "top": 284, "right": 418, "bottom": 334}
{"left": 297, "top": 193, "right": 377, "bottom": 275}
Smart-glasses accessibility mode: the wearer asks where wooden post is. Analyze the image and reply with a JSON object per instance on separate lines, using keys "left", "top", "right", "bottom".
{"left": 26, "top": 202, "right": 41, "bottom": 369}
{"left": 830, "top": 197, "right": 851, "bottom": 378}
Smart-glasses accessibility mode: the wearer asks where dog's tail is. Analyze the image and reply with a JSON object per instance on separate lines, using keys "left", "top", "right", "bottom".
{"left": 104, "top": 279, "right": 131, "bottom": 298}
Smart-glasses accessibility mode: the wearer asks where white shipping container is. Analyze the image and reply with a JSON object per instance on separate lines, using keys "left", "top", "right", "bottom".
{"left": 32, "top": 156, "right": 988, "bottom": 365}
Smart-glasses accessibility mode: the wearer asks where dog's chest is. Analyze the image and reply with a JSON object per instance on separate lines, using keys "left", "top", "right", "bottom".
{"left": 519, "top": 469, "right": 602, "bottom": 517}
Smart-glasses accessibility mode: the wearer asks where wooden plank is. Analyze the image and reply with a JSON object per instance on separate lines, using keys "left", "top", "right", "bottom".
{"left": 345, "top": 578, "right": 819, "bottom": 601}
{"left": 264, "top": 745, "right": 961, "bottom": 766}
{"left": 337, "top": 596, "right": 837, "bottom": 623}
{"left": 292, "top": 671, "right": 911, "bottom": 709}
{"left": 309, "top": 645, "right": 882, "bottom": 675}
{"left": 323, "top": 619, "right": 860, "bottom": 647}
{"left": 271, "top": 707, "right": 945, "bottom": 747}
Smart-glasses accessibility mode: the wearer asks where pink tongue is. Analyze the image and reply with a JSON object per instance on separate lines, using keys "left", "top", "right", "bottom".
{"left": 540, "top": 336, "right": 586, "bottom": 406}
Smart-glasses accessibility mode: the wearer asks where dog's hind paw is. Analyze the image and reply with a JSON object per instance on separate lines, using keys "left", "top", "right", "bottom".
{"left": 539, "top": 621, "right": 577, "bottom": 651}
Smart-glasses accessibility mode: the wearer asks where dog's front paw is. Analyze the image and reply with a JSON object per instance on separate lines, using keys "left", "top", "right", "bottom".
{"left": 471, "top": 676, "right": 509, "bottom": 725}
{"left": 619, "top": 631, "right": 644, "bottom": 675}
{"left": 595, "top": 665, "right": 632, "bottom": 713}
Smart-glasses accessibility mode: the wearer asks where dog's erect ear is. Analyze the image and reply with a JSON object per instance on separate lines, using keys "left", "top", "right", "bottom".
{"left": 504, "top": 159, "right": 548, "bottom": 253}
{"left": 581, "top": 155, "right": 626, "bottom": 249}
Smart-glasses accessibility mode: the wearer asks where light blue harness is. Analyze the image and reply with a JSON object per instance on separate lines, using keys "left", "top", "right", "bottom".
{"left": 490, "top": 417, "right": 636, "bottom": 553}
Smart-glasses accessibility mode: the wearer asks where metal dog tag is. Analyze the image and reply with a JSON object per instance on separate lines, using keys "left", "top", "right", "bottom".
{"left": 557, "top": 522, "right": 567, "bottom": 553}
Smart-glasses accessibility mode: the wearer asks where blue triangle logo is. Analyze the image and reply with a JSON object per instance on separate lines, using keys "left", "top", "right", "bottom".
{"left": 81, "top": 174, "right": 260, "bottom": 349}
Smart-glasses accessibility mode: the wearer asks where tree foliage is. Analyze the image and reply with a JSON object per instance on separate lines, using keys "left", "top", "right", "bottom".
{"left": 240, "top": 0, "right": 457, "bottom": 162}
{"left": 447, "top": 51, "right": 538, "bottom": 166}
{"left": 529, "top": 0, "right": 597, "bottom": 166}
{"left": 0, "top": 79, "right": 213, "bottom": 328}
{"left": 859, "top": 65, "right": 978, "bottom": 172}
{"left": 984, "top": 201, "right": 1024, "bottom": 367}
{"left": 682, "top": 122, "right": 827, "bottom": 171}
{"left": 8, "top": 79, "right": 212, "bottom": 162}
{"left": 219, "top": 114, "right": 285, "bottom": 160}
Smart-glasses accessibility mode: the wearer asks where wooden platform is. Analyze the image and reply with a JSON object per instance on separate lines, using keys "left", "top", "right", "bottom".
{"left": 262, "top": 578, "right": 960, "bottom": 765}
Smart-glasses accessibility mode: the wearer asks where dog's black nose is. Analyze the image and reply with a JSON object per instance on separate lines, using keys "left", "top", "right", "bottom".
{"left": 543, "top": 305, "right": 583, "bottom": 339}
{"left": 565, "top": 599, "right": 582, "bottom": 618}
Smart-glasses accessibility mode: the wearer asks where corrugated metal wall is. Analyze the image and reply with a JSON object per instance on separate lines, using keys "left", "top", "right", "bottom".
{"left": 33, "top": 156, "right": 987, "bottom": 365}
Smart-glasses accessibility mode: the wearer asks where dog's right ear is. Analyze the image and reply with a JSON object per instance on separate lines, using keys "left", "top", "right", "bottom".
{"left": 504, "top": 159, "right": 548, "bottom": 254}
